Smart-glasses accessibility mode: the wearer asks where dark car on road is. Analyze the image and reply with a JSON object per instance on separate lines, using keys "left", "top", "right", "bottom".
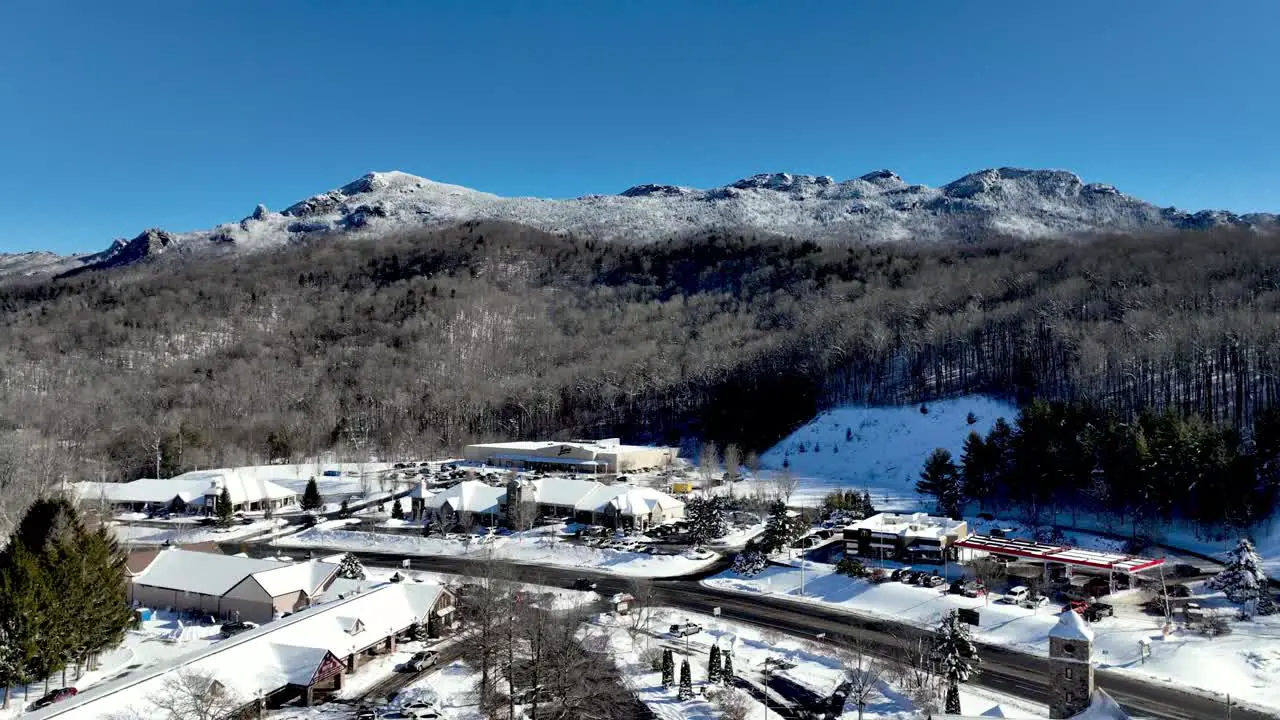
{"left": 572, "top": 577, "right": 598, "bottom": 591}
{"left": 219, "top": 620, "right": 259, "bottom": 638}
{"left": 31, "top": 688, "right": 77, "bottom": 710}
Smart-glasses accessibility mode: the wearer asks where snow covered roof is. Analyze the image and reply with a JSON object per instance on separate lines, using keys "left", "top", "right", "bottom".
{"left": 131, "top": 548, "right": 287, "bottom": 596}
{"left": 848, "top": 512, "right": 967, "bottom": 540}
{"left": 955, "top": 535, "right": 1164, "bottom": 573}
{"left": 468, "top": 438, "right": 672, "bottom": 456}
{"left": 30, "top": 582, "right": 450, "bottom": 720}
{"left": 169, "top": 469, "right": 299, "bottom": 504}
{"left": 1071, "top": 690, "right": 1130, "bottom": 719}
{"left": 518, "top": 477, "right": 683, "bottom": 515}
{"left": 1050, "top": 608, "right": 1096, "bottom": 643}
{"left": 249, "top": 560, "right": 340, "bottom": 597}
{"left": 424, "top": 480, "right": 504, "bottom": 514}
{"left": 75, "top": 471, "right": 297, "bottom": 507}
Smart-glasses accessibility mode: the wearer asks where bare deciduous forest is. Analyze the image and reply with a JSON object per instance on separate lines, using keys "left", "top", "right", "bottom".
{"left": 2, "top": 222, "right": 1280, "bottom": 526}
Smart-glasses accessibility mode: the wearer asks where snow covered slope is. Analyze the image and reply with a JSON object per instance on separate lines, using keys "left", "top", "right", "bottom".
{"left": 761, "top": 396, "right": 1017, "bottom": 507}
{"left": 7, "top": 168, "right": 1278, "bottom": 278}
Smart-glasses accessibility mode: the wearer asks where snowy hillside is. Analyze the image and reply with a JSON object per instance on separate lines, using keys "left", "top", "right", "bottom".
{"left": 8, "top": 167, "right": 1278, "bottom": 278}
{"left": 760, "top": 396, "right": 1017, "bottom": 507}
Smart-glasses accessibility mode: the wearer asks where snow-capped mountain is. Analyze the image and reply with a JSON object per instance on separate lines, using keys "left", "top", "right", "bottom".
{"left": 5, "top": 167, "right": 1277, "bottom": 278}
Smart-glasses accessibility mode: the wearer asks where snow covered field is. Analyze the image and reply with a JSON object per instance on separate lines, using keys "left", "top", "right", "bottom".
{"left": 592, "top": 605, "right": 1047, "bottom": 719}
{"left": 760, "top": 396, "right": 1017, "bottom": 507}
{"left": 705, "top": 559, "right": 1280, "bottom": 714}
{"left": 274, "top": 524, "right": 722, "bottom": 578}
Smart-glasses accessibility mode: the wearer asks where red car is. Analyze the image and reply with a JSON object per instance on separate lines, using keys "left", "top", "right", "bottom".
{"left": 31, "top": 687, "right": 77, "bottom": 709}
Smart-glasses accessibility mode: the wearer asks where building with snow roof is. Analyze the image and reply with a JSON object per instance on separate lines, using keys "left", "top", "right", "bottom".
{"left": 843, "top": 512, "right": 969, "bottom": 563}
{"left": 128, "top": 547, "right": 340, "bottom": 622}
{"left": 76, "top": 468, "right": 298, "bottom": 515}
{"left": 463, "top": 437, "right": 676, "bottom": 474}
{"left": 28, "top": 581, "right": 455, "bottom": 719}
{"left": 418, "top": 479, "right": 506, "bottom": 526}
{"left": 507, "top": 476, "right": 685, "bottom": 530}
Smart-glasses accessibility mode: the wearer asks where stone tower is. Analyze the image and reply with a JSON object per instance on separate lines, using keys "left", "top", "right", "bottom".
{"left": 1048, "top": 609, "right": 1095, "bottom": 719}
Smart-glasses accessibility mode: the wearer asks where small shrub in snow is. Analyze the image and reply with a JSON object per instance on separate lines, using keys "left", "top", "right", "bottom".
{"left": 336, "top": 552, "right": 366, "bottom": 580}
{"left": 966, "top": 411, "right": 978, "bottom": 425}
{"left": 836, "top": 556, "right": 867, "bottom": 578}
{"left": 721, "top": 649, "right": 733, "bottom": 682}
{"left": 920, "top": 404, "right": 930, "bottom": 415}
{"left": 391, "top": 498, "right": 405, "bottom": 520}
{"left": 642, "top": 647, "right": 665, "bottom": 672}
{"left": 846, "top": 427, "right": 853, "bottom": 442}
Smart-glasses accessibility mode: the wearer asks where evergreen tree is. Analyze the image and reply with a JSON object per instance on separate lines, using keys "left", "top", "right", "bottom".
{"left": 1210, "top": 538, "right": 1274, "bottom": 614}
{"left": 931, "top": 610, "right": 980, "bottom": 715}
{"left": 959, "top": 431, "right": 995, "bottom": 509}
{"left": 686, "top": 496, "right": 729, "bottom": 544}
{"left": 760, "top": 501, "right": 803, "bottom": 553}
{"left": 721, "top": 649, "right": 733, "bottom": 683}
{"left": 846, "top": 427, "right": 853, "bottom": 442}
{"left": 301, "top": 477, "right": 323, "bottom": 511}
{"left": 836, "top": 556, "right": 866, "bottom": 578}
{"left": 216, "top": 486, "right": 234, "bottom": 526}
{"left": 661, "top": 648, "right": 674, "bottom": 688}
{"left": 0, "top": 542, "right": 54, "bottom": 697}
{"left": 427, "top": 613, "right": 440, "bottom": 638}
{"left": 732, "top": 547, "right": 768, "bottom": 577}
{"left": 391, "top": 498, "right": 405, "bottom": 520}
{"left": 707, "top": 645, "right": 722, "bottom": 683}
{"left": 861, "top": 490, "right": 874, "bottom": 516}
{"left": 678, "top": 659, "right": 693, "bottom": 700}
{"left": 336, "top": 552, "right": 367, "bottom": 580}
{"left": 339, "top": 499, "right": 350, "bottom": 517}
{"left": 917, "top": 448, "right": 962, "bottom": 518}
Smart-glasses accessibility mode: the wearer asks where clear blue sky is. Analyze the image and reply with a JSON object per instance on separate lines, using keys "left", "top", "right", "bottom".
{"left": 2, "top": 1, "right": 1278, "bottom": 254}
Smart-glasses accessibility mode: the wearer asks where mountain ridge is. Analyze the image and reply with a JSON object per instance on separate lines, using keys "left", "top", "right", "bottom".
{"left": 4, "top": 167, "right": 1277, "bottom": 278}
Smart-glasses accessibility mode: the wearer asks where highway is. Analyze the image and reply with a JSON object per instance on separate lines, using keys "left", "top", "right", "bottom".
{"left": 238, "top": 544, "right": 1266, "bottom": 720}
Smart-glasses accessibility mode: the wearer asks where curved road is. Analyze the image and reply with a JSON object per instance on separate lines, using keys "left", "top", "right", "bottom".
{"left": 231, "top": 542, "right": 1264, "bottom": 720}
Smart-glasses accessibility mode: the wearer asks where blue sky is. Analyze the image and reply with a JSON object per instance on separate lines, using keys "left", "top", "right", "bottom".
{"left": 2, "top": 1, "right": 1278, "bottom": 254}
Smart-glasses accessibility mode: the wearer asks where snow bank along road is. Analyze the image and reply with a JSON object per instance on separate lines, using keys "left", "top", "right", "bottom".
{"left": 234, "top": 544, "right": 1266, "bottom": 720}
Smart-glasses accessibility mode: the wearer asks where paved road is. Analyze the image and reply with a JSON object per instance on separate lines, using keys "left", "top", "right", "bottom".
{"left": 260, "top": 546, "right": 1265, "bottom": 720}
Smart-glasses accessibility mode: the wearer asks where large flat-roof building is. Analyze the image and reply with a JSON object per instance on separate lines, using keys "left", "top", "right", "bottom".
{"left": 843, "top": 512, "right": 970, "bottom": 563}
{"left": 463, "top": 438, "right": 676, "bottom": 474}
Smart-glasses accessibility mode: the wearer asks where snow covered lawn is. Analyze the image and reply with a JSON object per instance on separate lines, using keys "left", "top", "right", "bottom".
{"left": 760, "top": 396, "right": 1017, "bottom": 507}
{"left": 274, "top": 526, "right": 721, "bottom": 578}
{"left": 590, "top": 605, "right": 1047, "bottom": 719}
{"left": 705, "top": 560, "right": 1280, "bottom": 714}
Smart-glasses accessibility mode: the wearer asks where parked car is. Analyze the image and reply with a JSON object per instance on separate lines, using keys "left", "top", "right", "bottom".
{"left": 1020, "top": 595, "right": 1052, "bottom": 609}
{"left": 355, "top": 707, "right": 377, "bottom": 720}
{"left": 870, "top": 568, "right": 890, "bottom": 584}
{"left": 1086, "top": 602, "right": 1114, "bottom": 622}
{"left": 404, "top": 650, "right": 438, "bottom": 672}
{"left": 30, "top": 688, "right": 77, "bottom": 709}
{"left": 1167, "top": 584, "right": 1193, "bottom": 598}
{"left": 890, "top": 567, "right": 914, "bottom": 582}
{"left": 669, "top": 622, "right": 702, "bottom": 637}
{"left": 572, "top": 578, "right": 598, "bottom": 591}
{"left": 922, "top": 575, "right": 946, "bottom": 588}
{"left": 950, "top": 580, "right": 986, "bottom": 598}
{"left": 401, "top": 700, "right": 441, "bottom": 719}
{"left": 219, "top": 621, "right": 259, "bottom": 638}
{"left": 1173, "top": 563, "right": 1201, "bottom": 578}
{"left": 1003, "top": 585, "right": 1030, "bottom": 605}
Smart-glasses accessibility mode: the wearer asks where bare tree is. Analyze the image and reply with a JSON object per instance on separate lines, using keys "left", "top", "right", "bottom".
{"left": 889, "top": 635, "right": 942, "bottom": 716}
{"left": 770, "top": 468, "right": 799, "bottom": 505}
{"left": 116, "top": 670, "right": 244, "bottom": 720}
{"left": 967, "top": 557, "right": 1006, "bottom": 606}
{"left": 698, "top": 441, "right": 719, "bottom": 488}
{"left": 625, "top": 578, "right": 656, "bottom": 643}
{"left": 708, "top": 686, "right": 751, "bottom": 720}
{"left": 745, "top": 451, "right": 761, "bottom": 481}
{"left": 838, "top": 639, "right": 886, "bottom": 720}
{"left": 723, "top": 443, "right": 742, "bottom": 481}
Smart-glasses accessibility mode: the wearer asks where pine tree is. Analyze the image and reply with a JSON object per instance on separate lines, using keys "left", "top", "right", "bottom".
{"left": 917, "top": 448, "right": 962, "bottom": 518}
{"left": 216, "top": 486, "right": 234, "bottom": 526}
{"left": 686, "top": 496, "right": 729, "bottom": 544}
{"left": 391, "top": 498, "right": 405, "bottom": 520}
{"left": 721, "top": 649, "right": 733, "bottom": 683}
{"left": 1210, "top": 538, "right": 1273, "bottom": 613}
{"left": 336, "top": 552, "right": 366, "bottom": 580}
{"left": 931, "top": 610, "right": 980, "bottom": 715}
{"left": 661, "top": 648, "right": 674, "bottom": 687}
{"left": 0, "top": 542, "right": 54, "bottom": 697}
{"left": 340, "top": 499, "right": 350, "bottom": 517}
{"left": 678, "top": 659, "right": 693, "bottom": 700}
{"left": 732, "top": 547, "right": 768, "bottom": 577}
{"left": 959, "top": 431, "right": 995, "bottom": 510}
{"left": 427, "top": 613, "right": 440, "bottom": 638}
{"left": 761, "top": 501, "right": 802, "bottom": 554}
{"left": 301, "top": 477, "right": 323, "bottom": 511}
{"left": 707, "top": 645, "right": 722, "bottom": 683}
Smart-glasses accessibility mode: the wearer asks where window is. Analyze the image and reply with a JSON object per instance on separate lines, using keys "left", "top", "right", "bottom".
{"left": 1065, "top": 692, "right": 1074, "bottom": 704}
{"left": 1064, "top": 667, "right": 1073, "bottom": 679}
{"left": 1063, "top": 643, "right": 1076, "bottom": 654}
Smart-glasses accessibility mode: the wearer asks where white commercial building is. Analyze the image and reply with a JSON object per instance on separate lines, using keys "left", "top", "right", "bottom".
{"left": 843, "top": 512, "right": 970, "bottom": 562}
{"left": 508, "top": 476, "right": 686, "bottom": 530}
{"left": 29, "top": 582, "right": 455, "bottom": 718}
{"left": 463, "top": 438, "right": 676, "bottom": 474}
{"left": 77, "top": 468, "right": 298, "bottom": 514}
